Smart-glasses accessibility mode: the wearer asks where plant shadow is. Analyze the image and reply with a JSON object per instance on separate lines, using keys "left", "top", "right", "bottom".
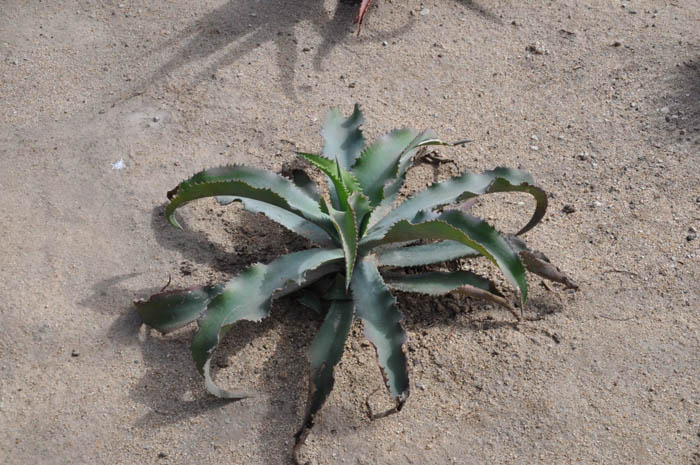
{"left": 81, "top": 278, "right": 311, "bottom": 463}
{"left": 149, "top": 204, "right": 241, "bottom": 276}
{"left": 651, "top": 56, "right": 700, "bottom": 145}
{"left": 453, "top": 0, "right": 503, "bottom": 24}
{"left": 214, "top": 304, "right": 322, "bottom": 464}
{"left": 148, "top": 204, "right": 312, "bottom": 277}
{"left": 134, "top": 0, "right": 413, "bottom": 101}
{"left": 398, "top": 285, "right": 567, "bottom": 335}
{"left": 81, "top": 203, "right": 326, "bottom": 462}
{"left": 671, "top": 57, "right": 700, "bottom": 140}
{"left": 81, "top": 272, "right": 245, "bottom": 424}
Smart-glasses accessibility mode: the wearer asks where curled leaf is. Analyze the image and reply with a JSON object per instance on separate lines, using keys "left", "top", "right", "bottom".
{"left": 166, "top": 165, "right": 334, "bottom": 237}
{"left": 365, "top": 167, "right": 547, "bottom": 244}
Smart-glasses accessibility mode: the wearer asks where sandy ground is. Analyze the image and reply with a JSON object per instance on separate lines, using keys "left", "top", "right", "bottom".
{"left": 1, "top": 0, "right": 699, "bottom": 464}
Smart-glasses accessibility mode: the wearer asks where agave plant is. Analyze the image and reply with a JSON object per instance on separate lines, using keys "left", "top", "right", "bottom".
{"left": 135, "top": 105, "right": 575, "bottom": 461}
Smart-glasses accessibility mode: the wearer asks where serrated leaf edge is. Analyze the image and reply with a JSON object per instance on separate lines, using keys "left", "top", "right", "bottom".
{"left": 352, "top": 255, "right": 410, "bottom": 405}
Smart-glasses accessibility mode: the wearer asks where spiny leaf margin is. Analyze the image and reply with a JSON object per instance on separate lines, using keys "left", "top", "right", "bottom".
{"left": 364, "top": 167, "right": 547, "bottom": 245}
{"left": 321, "top": 104, "right": 366, "bottom": 169}
{"left": 165, "top": 165, "right": 333, "bottom": 237}
{"left": 351, "top": 255, "right": 410, "bottom": 404}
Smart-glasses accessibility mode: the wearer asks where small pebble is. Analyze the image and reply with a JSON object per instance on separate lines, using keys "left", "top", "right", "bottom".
{"left": 382, "top": 41, "right": 388, "bottom": 46}
{"left": 152, "top": 116, "right": 160, "bottom": 122}
{"left": 592, "top": 201, "right": 603, "bottom": 208}
{"left": 530, "top": 145, "right": 539, "bottom": 151}
{"left": 419, "top": 8, "right": 430, "bottom": 15}
{"left": 526, "top": 42, "right": 546, "bottom": 55}
{"left": 687, "top": 227, "right": 697, "bottom": 242}
{"left": 563, "top": 204, "right": 576, "bottom": 214}
{"left": 71, "top": 350, "right": 80, "bottom": 357}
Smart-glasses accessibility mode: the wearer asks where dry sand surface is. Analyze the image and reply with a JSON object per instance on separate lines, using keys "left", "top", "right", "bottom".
{"left": 1, "top": 0, "right": 699, "bottom": 464}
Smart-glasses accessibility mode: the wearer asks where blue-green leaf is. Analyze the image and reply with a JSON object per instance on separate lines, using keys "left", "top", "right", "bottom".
{"left": 381, "top": 130, "right": 444, "bottom": 202}
{"left": 352, "top": 129, "right": 420, "bottom": 205}
{"left": 298, "top": 152, "right": 348, "bottom": 210}
{"left": 322, "top": 104, "right": 366, "bottom": 169}
{"left": 324, "top": 195, "right": 359, "bottom": 289}
{"left": 356, "top": 129, "right": 444, "bottom": 221}
{"left": 376, "top": 241, "right": 479, "bottom": 267}
{"left": 384, "top": 270, "right": 516, "bottom": 313}
{"left": 384, "top": 270, "right": 499, "bottom": 296}
{"left": 351, "top": 256, "right": 409, "bottom": 404}
{"left": 135, "top": 283, "right": 225, "bottom": 334}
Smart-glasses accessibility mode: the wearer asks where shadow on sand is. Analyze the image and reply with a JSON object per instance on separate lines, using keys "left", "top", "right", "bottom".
{"left": 132, "top": 0, "right": 413, "bottom": 100}
{"left": 81, "top": 203, "right": 323, "bottom": 463}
